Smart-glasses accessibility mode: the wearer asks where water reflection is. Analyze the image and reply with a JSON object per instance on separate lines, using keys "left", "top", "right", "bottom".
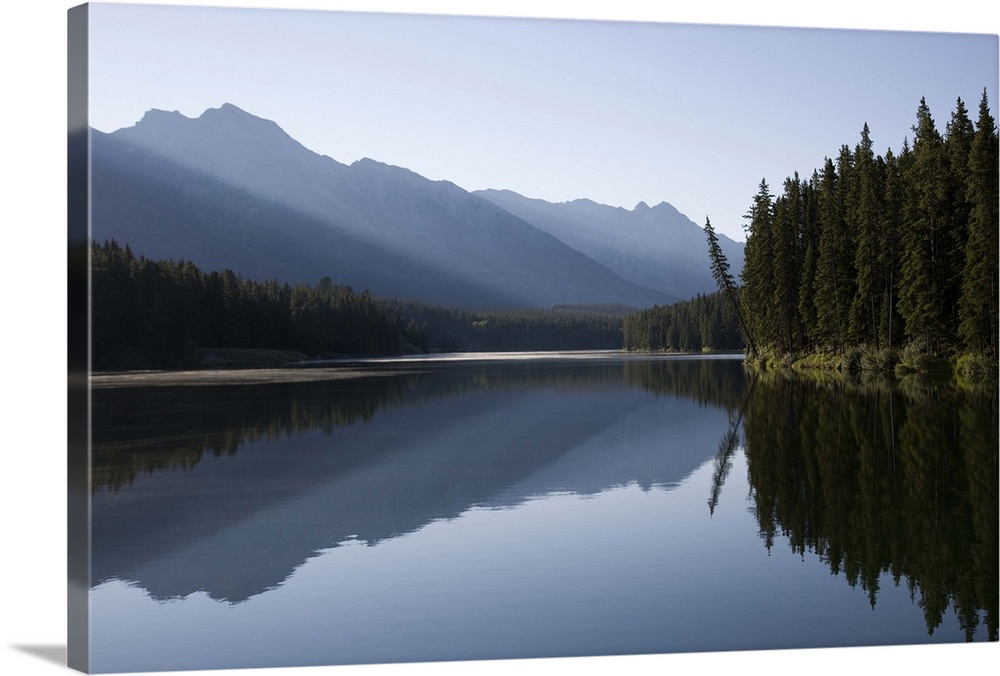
{"left": 91, "top": 357, "right": 745, "bottom": 604}
{"left": 742, "top": 371, "right": 998, "bottom": 641}
{"left": 91, "top": 357, "right": 749, "bottom": 491}
{"left": 89, "top": 355, "right": 997, "bottom": 669}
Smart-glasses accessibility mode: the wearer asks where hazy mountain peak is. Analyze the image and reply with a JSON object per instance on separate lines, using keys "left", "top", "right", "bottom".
{"left": 474, "top": 187, "right": 744, "bottom": 300}
{"left": 198, "top": 103, "right": 290, "bottom": 136}
{"left": 213, "top": 102, "right": 251, "bottom": 115}
{"left": 128, "top": 103, "right": 264, "bottom": 130}
{"left": 648, "top": 201, "right": 683, "bottom": 217}
{"left": 136, "top": 108, "right": 186, "bottom": 124}
{"left": 351, "top": 157, "right": 406, "bottom": 173}
{"left": 94, "top": 103, "right": 679, "bottom": 309}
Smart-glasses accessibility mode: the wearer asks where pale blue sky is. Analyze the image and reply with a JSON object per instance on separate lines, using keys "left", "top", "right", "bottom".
{"left": 87, "top": 1, "right": 998, "bottom": 241}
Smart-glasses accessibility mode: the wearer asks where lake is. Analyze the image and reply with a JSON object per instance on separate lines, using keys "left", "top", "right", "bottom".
{"left": 87, "top": 353, "right": 997, "bottom": 672}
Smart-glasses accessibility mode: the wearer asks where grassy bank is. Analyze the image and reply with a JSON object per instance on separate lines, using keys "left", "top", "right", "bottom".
{"left": 744, "top": 344, "right": 997, "bottom": 387}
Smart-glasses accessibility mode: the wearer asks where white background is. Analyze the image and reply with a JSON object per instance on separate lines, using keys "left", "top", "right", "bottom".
{"left": 1, "top": 2, "right": 998, "bottom": 675}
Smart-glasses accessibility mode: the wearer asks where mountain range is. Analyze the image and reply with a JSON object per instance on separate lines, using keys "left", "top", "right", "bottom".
{"left": 90, "top": 104, "right": 743, "bottom": 309}
{"left": 475, "top": 189, "right": 744, "bottom": 301}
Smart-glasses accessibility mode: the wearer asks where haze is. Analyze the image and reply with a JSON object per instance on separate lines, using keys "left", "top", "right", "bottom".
{"left": 87, "top": 1, "right": 998, "bottom": 242}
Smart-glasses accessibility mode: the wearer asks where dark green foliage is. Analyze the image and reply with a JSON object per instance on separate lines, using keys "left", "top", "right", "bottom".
{"left": 740, "top": 179, "right": 778, "bottom": 350}
{"left": 813, "top": 154, "right": 857, "bottom": 350}
{"left": 705, "top": 216, "right": 757, "bottom": 356}
{"left": 959, "top": 90, "right": 1000, "bottom": 353}
{"left": 736, "top": 95, "right": 997, "bottom": 363}
{"left": 91, "top": 240, "right": 625, "bottom": 370}
{"left": 848, "top": 124, "right": 885, "bottom": 348}
{"left": 92, "top": 240, "right": 398, "bottom": 368}
{"left": 879, "top": 147, "right": 906, "bottom": 350}
{"left": 771, "top": 174, "right": 807, "bottom": 352}
{"left": 899, "top": 98, "right": 954, "bottom": 349}
{"left": 622, "top": 290, "right": 743, "bottom": 352}
{"left": 796, "top": 172, "right": 821, "bottom": 347}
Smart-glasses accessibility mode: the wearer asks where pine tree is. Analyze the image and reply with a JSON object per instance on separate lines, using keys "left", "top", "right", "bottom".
{"left": 847, "top": 123, "right": 884, "bottom": 348}
{"left": 741, "top": 179, "right": 777, "bottom": 350}
{"left": 879, "top": 147, "right": 906, "bottom": 350}
{"left": 813, "top": 154, "right": 856, "bottom": 350}
{"left": 944, "top": 97, "right": 976, "bottom": 338}
{"left": 705, "top": 216, "right": 757, "bottom": 357}
{"left": 797, "top": 172, "right": 821, "bottom": 348}
{"left": 899, "top": 98, "right": 950, "bottom": 351}
{"left": 772, "top": 174, "right": 805, "bottom": 352}
{"left": 958, "top": 89, "right": 999, "bottom": 353}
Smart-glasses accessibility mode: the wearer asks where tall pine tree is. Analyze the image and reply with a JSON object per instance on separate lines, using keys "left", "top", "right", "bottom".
{"left": 847, "top": 123, "right": 884, "bottom": 348}
{"left": 741, "top": 179, "right": 777, "bottom": 351}
{"left": 944, "top": 98, "right": 976, "bottom": 338}
{"left": 813, "top": 153, "right": 856, "bottom": 350}
{"left": 959, "top": 89, "right": 1000, "bottom": 353}
{"left": 899, "top": 98, "right": 950, "bottom": 350}
{"left": 772, "top": 174, "right": 806, "bottom": 352}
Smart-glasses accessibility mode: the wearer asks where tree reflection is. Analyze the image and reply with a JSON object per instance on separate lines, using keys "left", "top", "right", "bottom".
{"left": 742, "top": 371, "right": 998, "bottom": 640}
{"left": 91, "top": 357, "right": 747, "bottom": 491}
{"left": 708, "top": 373, "right": 756, "bottom": 515}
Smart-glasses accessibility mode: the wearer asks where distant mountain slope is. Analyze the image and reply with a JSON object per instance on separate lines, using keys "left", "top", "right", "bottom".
{"left": 91, "top": 104, "right": 677, "bottom": 309}
{"left": 475, "top": 189, "right": 745, "bottom": 300}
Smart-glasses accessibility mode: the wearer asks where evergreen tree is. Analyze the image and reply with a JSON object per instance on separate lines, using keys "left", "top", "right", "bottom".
{"left": 879, "top": 147, "right": 906, "bottom": 349}
{"left": 899, "top": 98, "right": 950, "bottom": 350}
{"left": 715, "top": 92, "right": 995, "bottom": 365}
{"left": 959, "top": 90, "right": 1000, "bottom": 353}
{"left": 847, "top": 124, "right": 884, "bottom": 348}
{"left": 797, "top": 172, "right": 821, "bottom": 346}
{"left": 772, "top": 174, "right": 806, "bottom": 352}
{"left": 705, "top": 216, "right": 757, "bottom": 357}
{"left": 813, "top": 154, "right": 855, "bottom": 350}
{"left": 741, "top": 179, "right": 777, "bottom": 350}
{"left": 944, "top": 98, "right": 976, "bottom": 337}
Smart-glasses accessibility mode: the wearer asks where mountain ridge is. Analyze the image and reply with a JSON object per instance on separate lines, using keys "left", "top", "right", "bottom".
{"left": 92, "top": 103, "right": 727, "bottom": 309}
{"left": 475, "top": 187, "right": 745, "bottom": 300}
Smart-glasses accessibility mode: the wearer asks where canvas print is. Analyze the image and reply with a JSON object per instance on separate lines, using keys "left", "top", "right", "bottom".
{"left": 67, "top": 2, "right": 999, "bottom": 673}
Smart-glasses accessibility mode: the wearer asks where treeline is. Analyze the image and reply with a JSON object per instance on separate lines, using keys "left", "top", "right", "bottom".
{"left": 740, "top": 91, "right": 998, "bottom": 363}
{"left": 621, "top": 289, "right": 744, "bottom": 352}
{"left": 91, "top": 240, "right": 623, "bottom": 370}
{"left": 380, "top": 300, "right": 623, "bottom": 355}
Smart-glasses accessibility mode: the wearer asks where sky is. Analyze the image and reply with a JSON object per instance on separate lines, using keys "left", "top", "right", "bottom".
{"left": 85, "top": 1, "right": 998, "bottom": 242}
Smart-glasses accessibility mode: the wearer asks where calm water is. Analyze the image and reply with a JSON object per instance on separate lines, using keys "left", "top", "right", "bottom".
{"left": 88, "top": 354, "right": 997, "bottom": 673}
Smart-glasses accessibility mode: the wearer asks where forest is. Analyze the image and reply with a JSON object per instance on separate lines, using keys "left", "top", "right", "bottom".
{"left": 739, "top": 91, "right": 997, "bottom": 371}
{"left": 621, "top": 289, "right": 743, "bottom": 352}
{"left": 625, "top": 91, "right": 998, "bottom": 378}
{"left": 90, "top": 240, "right": 624, "bottom": 370}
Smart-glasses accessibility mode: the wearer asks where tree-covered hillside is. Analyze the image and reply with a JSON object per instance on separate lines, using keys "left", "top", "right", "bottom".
{"left": 624, "top": 91, "right": 998, "bottom": 375}
{"left": 739, "top": 91, "right": 997, "bottom": 364}
{"left": 91, "top": 240, "right": 624, "bottom": 370}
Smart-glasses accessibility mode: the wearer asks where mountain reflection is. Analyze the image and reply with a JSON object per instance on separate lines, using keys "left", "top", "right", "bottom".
{"left": 742, "top": 371, "right": 998, "bottom": 641}
{"left": 91, "top": 357, "right": 747, "bottom": 491}
{"left": 91, "top": 357, "right": 746, "bottom": 603}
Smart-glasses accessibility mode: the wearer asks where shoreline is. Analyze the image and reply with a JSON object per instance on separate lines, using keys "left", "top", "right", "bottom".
{"left": 88, "top": 350, "right": 745, "bottom": 388}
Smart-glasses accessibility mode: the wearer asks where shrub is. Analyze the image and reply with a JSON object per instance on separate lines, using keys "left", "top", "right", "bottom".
{"left": 860, "top": 347, "right": 899, "bottom": 372}
{"left": 839, "top": 347, "right": 862, "bottom": 373}
{"left": 896, "top": 340, "right": 949, "bottom": 376}
{"left": 954, "top": 352, "right": 998, "bottom": 384}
